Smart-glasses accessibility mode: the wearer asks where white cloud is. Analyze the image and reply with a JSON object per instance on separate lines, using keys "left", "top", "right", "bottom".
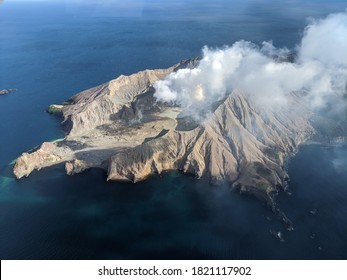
{"left": 299, "top": 12, "right": 347, "bottom": 65}
{"left": 154, "top": 11, "right": 347, "bottom": 119}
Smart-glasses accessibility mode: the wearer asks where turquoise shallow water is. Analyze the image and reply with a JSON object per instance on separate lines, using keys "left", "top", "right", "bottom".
{"left": 0, "top": 1, "right": 347, "bottom": 259}
{"left": 0, "top": 145, "right": 347, "bottom": 259}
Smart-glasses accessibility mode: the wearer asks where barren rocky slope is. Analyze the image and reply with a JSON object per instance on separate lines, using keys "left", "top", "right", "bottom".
{"left": 14, "top": 58, "right": 315, "bottom": 207}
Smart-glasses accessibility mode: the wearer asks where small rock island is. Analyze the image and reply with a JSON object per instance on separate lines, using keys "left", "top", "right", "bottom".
{"left": 0, "top": 88, "right": 16, "bottom": 95}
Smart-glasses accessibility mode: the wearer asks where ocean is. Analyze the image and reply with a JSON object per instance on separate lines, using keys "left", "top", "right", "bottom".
{"left": 0, "top": 0, "right": 347, "bottom": 259}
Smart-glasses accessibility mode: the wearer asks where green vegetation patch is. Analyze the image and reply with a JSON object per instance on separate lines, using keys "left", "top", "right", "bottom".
{"left": 264, "top": 147, "right": 281, "bottom": 160}
{"left": 253, "top": 161, "right": 272, "bottom": 176}
{"left": 256, "top": 182, "right": 270, "bottom": 192}
{"left": 47, "top": 104, "right": 64, "bottom": 115}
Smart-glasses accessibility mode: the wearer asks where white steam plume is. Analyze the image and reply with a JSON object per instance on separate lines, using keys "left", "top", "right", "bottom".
{"left": 154, "top": 11, "right": 347, "bottom": 119}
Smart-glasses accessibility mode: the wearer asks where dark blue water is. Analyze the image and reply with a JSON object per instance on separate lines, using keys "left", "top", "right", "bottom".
{"left": 1, "top": 0, "right": 347, "bottom": 259}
